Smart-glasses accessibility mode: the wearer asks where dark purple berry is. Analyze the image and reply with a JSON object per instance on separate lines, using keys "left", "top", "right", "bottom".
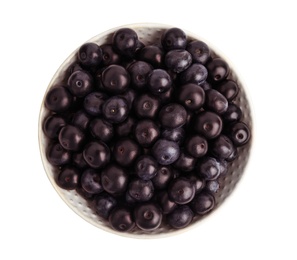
{"left": 134, "top": 119, "right": 160, "bottom": 147}
{"left": 102, "top": 65, "right": 130, "bottom": 94}
{"left": 138, "top": 45, "right": 164, "bottom": 68}
{"left": 152, "top": 166, "right": 173, "bottom": 190}
{"left": 113, "top": 138, "right": 140, "bottom": 167}
{"left": 127, "top": 61, "right": 153, "bottom": 90}
{"left": 159, "top": 103, "right": 187, "bottom": 129}
{"left": 89, "top": 118, "right": 113, "bottom": 142}
{"left": 58, "top": 125, "right": 85, "bottom": 151}
{"left": 177, "top": 83, "right": 205, "bottom": 111}
{"left": 112, "top": 28, "right": 139, "bottom": 58}
{"left": 101, "top": 44, "right": 121, "bottom": 66}
{"left": 115, "top": 117, "right": 135, "bottom": 137}
{"left": 174, "top": 152, "right": 196, "bottom": 172}
{"left": 157, "top": 191, "right": 177, "bottom": 214}
{"left": 71, "top": 110, "right": 91, "bottom": 130}
{"left": 135, "top": 156, "right": 158, "bottom": 180}
{"left": 211, "top": 135, "right": 235, "bottom": 159}
{"left": 94, "top": 193, "right": 117, "bottom": 219}
{"left": 223, "top": 103, "right": 242, "bottom": 122}
{"left": 205, "top": 180, "right": 220, "bottom": 193}
{"left": 161, "top": 27, "right": 187, "bottom": 50}
{"left": 102, "top": 96, "right": 129, "bottom": 124}
{"left": 134, "top": 203, "right": 162, "bottom": 231}
{"left": 109, "top": 207, "right": 135, "bottom": 232}
{"left": 152, "top": 139, "right": 180, "bottom": 165}
{"left": 47, "top": 143, "right": 71, "bottom": 166}
{"left": 83, "top": 91, "right": 107, "bottom": 116}
{"left": 164, "top": 49, "right": 192, "bottom": 73}
{"left": 168, "top": 205, "right": 194, "bottom": 229}
{"left": 81, "top": 168, "right": 103, "bottom": 194}
{"left": 101, "top": 164, "right": 128, "bottom": 194}
{"left": 185, "top": 135, "right": 208, "bottom": 158}
{"left": 57, "top": 166, "right": 80, "bottom": 190}
{"left": 128, "top": 178, "right": 154, "bottom": 202}
{"left": 216, "top": 80, "right": 239, "bottom": 101}
{"left": 229, "top": 122, "right": 251, "bottom": 146}
{"left": 43, "top": 115, "right": 66, "bottom": 139}
{"left": 133, "top": 93, "right": 160, "bottom": 119}
{"left": 161, "top": 127, "right": 185, "bottom": 145}
{"left": 147, "top": 69, "right": 172, "bottom": 95}
{"left": 205, "top": 89, "right": 228, "bottom": 114}
{"left": 187, "top": 174, "right": 205, "bottom": 194}
{"left": 83, "top": 141, "right": 110, "bottom": 169}
{"left": 207, "top": 58, "right": 229, "bottom": 83}
{"left": 194, "top": 111, "right": 223, "bottom": 139}
{"left": 198, "top": 157, "right": 221, "bottom": 180}
{"left": 72, "top": 152, "right": 88, "bottom": 169}
{"left": 191, "top": 192, "right": 215, "bottom": 215}
{"left": 78, "top": 42, "right": 102, "bottom": 67}
{"left": 168, "top": 177, "right": 195, "bottom": 205}
{"left": 179, "top": 63, "right": 208, "bottom": 85}
{"left": 119, "top": 88, "right": 136, "bottom": 110}
{"left": 186, "top": 40, "right": 210, "bottom": 64}
{"left": 45, "top": 86, "right": 73, "bottom": 113}
{"left": 67, "top": 70, "right": 93, "bottom": 98}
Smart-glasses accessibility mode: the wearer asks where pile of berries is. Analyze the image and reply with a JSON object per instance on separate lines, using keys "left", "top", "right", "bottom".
{"left": 42, "top": 27, "right": 251, "bottom": 232}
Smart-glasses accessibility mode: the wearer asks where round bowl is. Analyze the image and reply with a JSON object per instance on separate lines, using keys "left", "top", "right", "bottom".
{"left": 38, "top": 23, "right": 253, "bottom": 238}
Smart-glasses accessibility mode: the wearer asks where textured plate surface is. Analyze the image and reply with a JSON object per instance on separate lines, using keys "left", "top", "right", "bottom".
{"left": 38, "top": 23, "right": 252, "bottom": 238}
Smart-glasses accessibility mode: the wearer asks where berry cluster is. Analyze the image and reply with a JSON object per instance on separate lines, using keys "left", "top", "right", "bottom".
{"left": 43, "top": 27, "right": 251, "bottom": 232}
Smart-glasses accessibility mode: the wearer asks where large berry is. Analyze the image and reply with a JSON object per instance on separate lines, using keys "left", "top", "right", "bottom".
{"left": 78, "top": 42, "right": 103, "bottom": 67}
{"left": 102, "top": 65, "right": 130, "bottom": 94}
{"left": 152, "top": 139, "right": 180, "bottom": 165}
{"left": 68, "top": 70, "right": 93, "bottom": 97}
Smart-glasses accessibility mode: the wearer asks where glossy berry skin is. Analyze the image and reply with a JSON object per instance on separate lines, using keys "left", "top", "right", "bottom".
{"left": 94, "top": 193, "right": 117, "bottom": 219}
{"left": 186, "top": 40, "right": 210, "bottom": 64}
{"left": 135, "top": 156, "right": 158, "bottom": 180}
{"left": 101, "top": 44, "right": 121, "bottom": 66}
{"left": 72, "top": 152, "right": 88, "bottom": 169}
{"left": 205, "top": 89, "right": 228, "bottom": 114}
{"left": 168, "top": 205, "right": 194, "bottom": 229}
{"left": 161, "top": 127, "right": 185, "bottom": 145}
{"left": 191, "top": 192, "right": 215, "bottom": 215}
{"left": 81, "top": 168, "right": 103, "bottom": 194}
{"left": 128, "top": 178, "right": 154, "bottom": 202}
{"left": 177, "top": 83, "right": 205, "bottom": 111}
{"left": 119, "top": 88, "right": 136, "bottom": 110}
{"left": 83, "top": 141, "right": 110, "bottom": 169}
{"left": 57, "top": 166, "right": 80, "bottom": 190}
{"left": 223, "top": 103, "right": 242, "bottom": 122}
{"left": 152, "top": 139, "right": 180, "bottom": 165}
{"left": 168, "top": 177, "right": 195, "bottom": 205}
{"left": 113, "top": 138, "right": 140, "bottom": 167}
{"left": 205, "top": 180, "right": 220, "bottom": 193}
{"left": 45, "top": 86, "right": 73, "bottom": 113}
{"left": 198, "top": 156, "right": 221, "bottom": 180}
{"left": 207, "top": 58, "right": 230, "bottom": 83}
{"left": 174, "top": 152, "right": 196, "bottom": 172}
{"left": 43, "top": 115, "right": 66, "bottom": 139}
{"left": 71, "top": 110, "right": 91, "bottom": 131}
{"left": 164, "top": 49, "right": 192, "bottom": 73}
{"left": 134, "top": 203, "right": 162, "bottom": 231}
{"left": 147, "top": 69, "right": 172, "bottom": 95}
{"left": 102, "top": 96, "right": 129, "bottom": 124}
{"left": 194, "top": 111, "right": 223, "bottom": 139}
{"left": 133, "top": 93, "right": 160, "bottom": 119}
{"left": 68, "top": 70, "right": 93, "bottom": 98}
{"left": 115, "top": 117, "right": 135, "bottom": 137}
{"left": 78, "top": 42, "right": 103, "bottom": 67}
{"left": 47, "top": 143, "right": 71, "bottom": 166}
{"left": 58, "top": 125, "right": 85, "bottom": 151}
{"left": 152, "top": 166, "right": 173, "bottom": 190}
{"left": 128, "top": 61, "right": 153, "bottom": 90}
{"left": 109, "top": 207, "right": 135, "bottom": 232}
{"left": 159, "top": 103, "right": 187, "bottom": 129}
{"left": 83, "top": 91, "right": 107, "bottom": 116}
{"left": 112, "top": 28, "right": 139, "bottom": 58}
{"left": 185, "top": 135, "right": 208, "bottom": 158}
{"left": 211, "top": 135, "right": 235, "bottom": 159}
{"left": 101, "top": 164, "right": 128, "bottom": 194}
{"left": 229, "top": 122, "right": 251, "bottom": 146}
{"left": 179, "top": 63, "right": 208, "bottom": 85}
{"left": 161, "top": 27, "right": 187, "bottom": 51}
{"left": 187, "top": 174, "right": 205, "bottom": 194}
{"left": 134, "top": 119, "right": 160, "bottom": 147}
{"left": 101, "top": 65, "right": 130, "bottom": 94}
{"left": 89, "top": 118, "right": 113, "bottom": 142}
{"left": 157, "top": 191, "right": 177, "bottom": 214}
{"left": 216, "top": 80, "right": 239, "bottom": 101}
{"left": 138, "top": 45, "right": 164, "bottom": 68}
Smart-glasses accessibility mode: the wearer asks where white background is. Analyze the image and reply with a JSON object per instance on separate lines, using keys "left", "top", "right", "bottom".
{"left": 1, "top": 0, "right": 296, "bottom": 259}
